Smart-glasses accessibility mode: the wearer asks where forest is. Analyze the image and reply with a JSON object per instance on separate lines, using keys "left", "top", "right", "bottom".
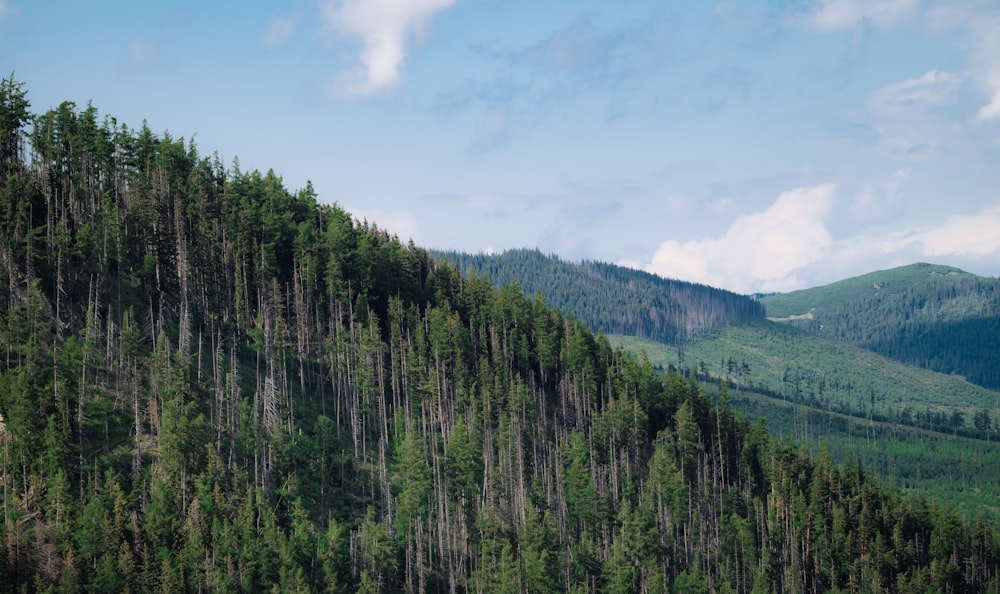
{"left": 2, "top": 75, "right": 1000, "bottom": 593}
{"left": 611, "top": 331, "right": 1000, "bottom": 526}
{"left": 435, "top": 248, "right": 764, "bottom": 345}
{"left": 761, "top": 263, "right": 1000, "bottom": 391}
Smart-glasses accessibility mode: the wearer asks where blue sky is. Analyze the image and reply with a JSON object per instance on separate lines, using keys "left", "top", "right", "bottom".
{"left": 2, "top": 0, "right": 999, "bottom": 293}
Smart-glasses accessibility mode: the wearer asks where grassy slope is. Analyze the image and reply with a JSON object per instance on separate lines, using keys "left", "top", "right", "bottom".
{"left": 609, "top": 328, "right": 1000, "bottom": 522}
{"left": 761, "top": 262, "right": 976, "bottom": 319}
{"left": 611, "top": 319, "right": 1000, "bottom": 420}
{"left": 729, "top": 388, "right": 1000, "bottom": 523}
{"left": 760, "top": 262, "right": 1000, "bottom": 392}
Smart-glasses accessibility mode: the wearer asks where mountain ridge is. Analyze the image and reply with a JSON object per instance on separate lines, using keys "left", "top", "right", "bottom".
{"left": 434, "top": 247, "right": 765, "bottom": 343}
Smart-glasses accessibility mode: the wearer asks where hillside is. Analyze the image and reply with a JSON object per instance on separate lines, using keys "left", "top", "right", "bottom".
{"left": 441, "top": 250, "right": 999, "bottom": 439}
{"left": 610, "top": 330, "right": 1000, "bottom": 522}
{"left": 616, "top": 319, "right": 999, "bottom": 431}
{"left": 434, "top": 248, "right": 764, "bottom": 343}
{"left": 3, "top": 77, "right": 1000, "bottom": 592}
{"left": 761, "top": 263, "right": 1000, "bottom": 390}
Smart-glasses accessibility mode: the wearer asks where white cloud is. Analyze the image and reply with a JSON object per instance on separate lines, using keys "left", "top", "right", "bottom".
{"left": 321, "top": 0, "right": 454, "bottom": 97}
{"left": 0, "top": 0, "right": 8, "bottom": 19}
{"left": 787, "top": 201, "right": 1000, "bottom": 289}
{"left": 645, "top": 186, "right": 1000, "bottom": 294}
{"left": 979, "top": 90, "right": 1000, "bottom": 121}
{"left": 808, "top": 203, "right": 1000, "bottom": 288}
{"left": 645, "top": 185, "right": 836, "bottom": 293}
{"left": 907, "top": 203, "right": 1000, "bottom": 257}
{"left": 804, "top": 0, "right": 917, "bottom": 31}
{"left": 869, "top": 70, "right": 964, "bottom": 111}
{"left": 865, "top": 70, "right": 970, "bottom": 158}
{"left": 264, "top": 16, "right": 296, "bottom": 49}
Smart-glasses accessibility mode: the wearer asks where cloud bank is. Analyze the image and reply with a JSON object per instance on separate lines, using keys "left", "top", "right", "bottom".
{"left": 645, "top": 185, "right": 1000, "bottom": 294}
{"left": 321, "top": 0, "right": 454, "bottom": 96}
{"left": 646, "top": 185, "right": 836, "bottom": 294}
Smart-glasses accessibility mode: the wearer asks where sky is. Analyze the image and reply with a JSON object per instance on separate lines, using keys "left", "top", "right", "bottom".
{"left": 2, "top": 0, "right": 999, "bottom": 294}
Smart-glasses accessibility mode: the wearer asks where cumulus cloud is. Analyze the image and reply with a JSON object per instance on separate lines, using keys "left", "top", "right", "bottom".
{"left": 817, "top": 202, "right": 1000, "bottom": 283}
{"left": 263, "top": 16, "right": 296, "bottom": 49}
{"left": 979, "top": 91, "right": 1000, "bottom": 121}
{"left": 321, "top": 0, "right": 454, "bottom": 97}
{"left": 803, "top": 0, "right": 917, "bottom": 31}
{"left": 645, "top": 185, "right": 836, "bottom": 293}
{"left": 906, "top": 204, "right": 1000, "bottom": 257}
{"left": 645, "top": 182, "right": 1000, "bottom": 294}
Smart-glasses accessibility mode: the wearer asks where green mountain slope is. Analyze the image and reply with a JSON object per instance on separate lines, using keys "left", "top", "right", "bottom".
{"left": 617, "top": 319, "right": 999, "bottom": 429}
{"left": 610, "top": 330, "right": 1000, "bottom": 522}
{"left": 761, "top": 262, "right": 1000, "bottom": 389}
{"left": 3, "top": 77, "right": 1000, "bottom": 593}
{"left": 435, "top": 248, "right": 764, "bottom": 343}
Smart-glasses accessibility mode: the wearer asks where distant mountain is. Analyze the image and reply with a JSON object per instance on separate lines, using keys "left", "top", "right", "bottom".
{"left": 615, "top": 319, "right": 999, "bottom": 436}
{"left": 761, "top": 263, "right": 1000, "bottom": 390}
{"left": 434, "top": 248, "right": 765, "bottom": 342}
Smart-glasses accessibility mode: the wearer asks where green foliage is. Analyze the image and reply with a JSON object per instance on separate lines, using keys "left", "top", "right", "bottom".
{"left": 435, "top": 247, "right": 765, "bottom": 344}
{"left": 612, "top": 321, "right": 1000, "bottom": 437}
{"left": 1, "top": 77, "right": 999, "bottom": 593}
{"left": 762, "top": 262, "right": 1000, "bottom": 390}
{"left": 613, "top": 330, "right": 1000, "bottom": 523}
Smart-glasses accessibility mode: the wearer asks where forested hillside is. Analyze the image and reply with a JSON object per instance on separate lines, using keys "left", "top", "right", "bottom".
{"left": 761, "top": 263, "right": 1000, "bottom": 390}
{"left": 435, "top": 248, "right": 764, "bottom": 343}
{"left": 612, "top": 329, "right": 1000, "bottom": 523}
{"left": 2, "top": 76, "right": 1000, "bottom": 593}
{"left": 615, "top": 320, "right": 1000, "bottom": 439}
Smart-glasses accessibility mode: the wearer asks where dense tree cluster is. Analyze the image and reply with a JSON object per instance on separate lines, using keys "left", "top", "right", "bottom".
{"left": 1, "top": 77, "right": 999, "bottom": 593}
{"left": 762, "top": 264, "right": 1000, "bottom": 391}
{"left": 435, "top": 248, "right": 764, "bottom": 345}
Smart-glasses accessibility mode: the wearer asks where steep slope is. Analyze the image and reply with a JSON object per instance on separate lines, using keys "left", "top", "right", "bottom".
{"left": 435, "top": 248, "right": 764, "bottom": 342}
{"left": 762, "top": 262, "right": 1000, "bottom": 389}
{"left": 2, "top": 77, "right": 999, "bottom": 593}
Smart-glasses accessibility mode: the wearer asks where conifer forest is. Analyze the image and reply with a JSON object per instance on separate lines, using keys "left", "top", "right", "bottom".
{"left": 2, "top": 76, "right": 1000, "bottom": 593}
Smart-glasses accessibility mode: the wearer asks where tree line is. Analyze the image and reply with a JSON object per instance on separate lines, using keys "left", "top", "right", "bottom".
{"left": 434, "top": 248, "right": 765, "bottom": 345}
